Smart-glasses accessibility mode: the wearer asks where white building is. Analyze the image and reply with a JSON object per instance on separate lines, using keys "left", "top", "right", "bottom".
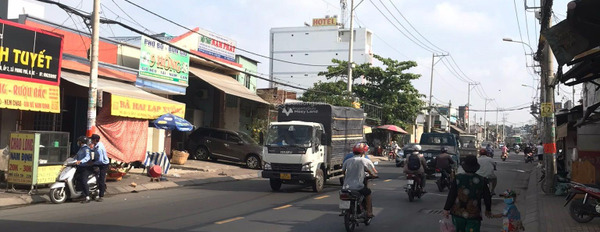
{"left": 269, "top": 17, "right": 373, "bottom": 88}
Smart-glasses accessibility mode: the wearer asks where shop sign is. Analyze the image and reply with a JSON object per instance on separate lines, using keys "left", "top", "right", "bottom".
{"left": 111, "top": 94, "right": 185, "bottom": 120}
{"left": 139, "top": 36, "right": 189, "bottom": 86}
{"left": 0, "top": 19, "right": 63, "bottom": 86}
{"left": 197, "top": 28, "right": 236, "bottom": 62}
{"left": 7, "top": 133, "right": 35, "bottom": 185}
{"left": 312, "top": 17, "right": 337, "bottom": 26}
{"left": 0, "top": 78, "right": 60, "bottom": 113}
{"left": 36, "top": 165, "right": 63, "bottom": 184}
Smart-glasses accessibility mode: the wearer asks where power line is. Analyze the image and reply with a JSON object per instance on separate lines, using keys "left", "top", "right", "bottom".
{"left": 110, "top": 0, "right": 154, "bottom": 34}
{"left": 387, "top": 0, "right": 447, "bottom": 54}
{"left": 122, "top": 0, "right": 330, "bottom": 67}
{"left": 522, "top": 0, "right": 533, "bottom": 53}
{"left": 512, "top": 0, "right": 529, "bottom": 59}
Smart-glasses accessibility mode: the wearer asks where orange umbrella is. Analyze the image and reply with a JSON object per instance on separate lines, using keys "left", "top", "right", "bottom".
{"left": 376, "top": 125, "right": 408, "bottom": 134}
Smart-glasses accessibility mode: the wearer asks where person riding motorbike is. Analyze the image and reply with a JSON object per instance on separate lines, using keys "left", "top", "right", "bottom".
{"left": 501, "top": 145, "right": 509, "bottom": 159}
{"left": 74, "top": 136, "right": 92, "bottom": 203}
{"left": 342, "top": 143, "right": 378, "bottom": 218}
{"left": 403, "top": 144, "right": 428, "bottom": 193}
{"left": 434, "top": 146, "right": 455, "bottom": 181}
{"left": 486, "top": 144, "right": 494, "bottom": 157}
{"left": 476, "top": 148, "right": 498, "bottom": 196}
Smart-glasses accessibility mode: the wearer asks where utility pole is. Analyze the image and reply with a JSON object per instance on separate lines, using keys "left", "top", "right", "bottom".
{"left": 496, "top": 108, "right": 499, "bottom": 144}
{"left": 87, "top": 0, "right": 100, "bottom": 137}
{"left": 540, "top": 0, "right": 556, "bottom": 194}
{"left": 467, "top": 82, "right": 478, "bottom": 134}
{"left": 448, "top": 100, "right": 452, "bottom": 132}
{"left": 427, "top": 53, "right": 448, "bottom": 132}
{"left": 502, "top": 114, "right": 507, "bottom": 143}
{"left": 483, "top": 98, "right": 492, "bottom": 141}
{"left": 346, "top": 0, "right": 355, "bottom": 95}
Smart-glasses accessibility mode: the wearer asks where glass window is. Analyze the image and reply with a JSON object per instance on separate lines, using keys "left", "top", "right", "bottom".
{"left": 211, "top": 130, "right": 227, "bottom": 140}
{"left": 227, "top": 133, "right": 242, "bottom": 143}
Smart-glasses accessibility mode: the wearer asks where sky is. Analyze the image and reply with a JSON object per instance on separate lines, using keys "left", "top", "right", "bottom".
{"left": 28, "top": 0, "right": 579, "bottom": 127}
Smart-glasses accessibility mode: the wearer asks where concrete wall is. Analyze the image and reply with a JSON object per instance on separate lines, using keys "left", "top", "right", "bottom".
{"left": 0, "top": 109, "right": 18, "bottom": 148}
{"left": 236, "top": 56, "right": 258, "bottom": 93}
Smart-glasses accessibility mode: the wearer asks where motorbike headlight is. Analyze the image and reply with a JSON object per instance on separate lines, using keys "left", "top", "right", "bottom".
{"left": 263, "top": 162, "right": 272, "bottom": 170}
{"left": 302, "top": 162, "right": 312, "bottom": 172}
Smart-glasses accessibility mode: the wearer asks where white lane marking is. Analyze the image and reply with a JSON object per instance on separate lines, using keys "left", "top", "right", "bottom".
{"left": 273, "top": 204, "right": 292, "bottom": 210}
{"left": 215, "top": 217, "right": 244, "bottom": 224}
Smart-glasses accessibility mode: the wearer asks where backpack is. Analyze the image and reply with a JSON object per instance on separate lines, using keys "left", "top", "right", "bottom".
{"left": 407, "top": 154, "right": 421, "bottom": 170}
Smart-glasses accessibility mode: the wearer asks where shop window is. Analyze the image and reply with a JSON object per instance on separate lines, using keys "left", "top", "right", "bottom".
{"left": 244, "top": 74, "right": 251, "bottom": 89}
{"left": 34, "top": 112, "right": 62, "bottom": 131}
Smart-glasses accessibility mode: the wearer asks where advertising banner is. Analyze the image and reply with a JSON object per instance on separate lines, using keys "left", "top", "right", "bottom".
{"left": 312, "top": 17, "right": 337, "bottom": 26}
{"left": 111, "top": 94, "right": 185, "bottom": 120}
{"left": 36, "top": 165, "right": 63, "bottom": 184}
{"left": 0, "top": 78, "right": 60, "bottom": 113}
{"left": 0, "top": 19, "right": 63, "bottom": 86}
{"left": 7, "top": 133, "right": 36, "bottom": 185}
{"left": 139, "top": 36, "right": 189, "bottom": 86}
{"left": 197, "top": 28, "right": 236, "bottom": 62}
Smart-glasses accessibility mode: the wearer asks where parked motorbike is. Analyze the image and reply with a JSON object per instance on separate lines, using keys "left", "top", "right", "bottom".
{"left": 501, "top": 152, "right": 508, "bottom": 161}
{"left": 435, "top": 169, "right": 451, "bottom": 192}
{"left": 525, "top": 152, "right": 534, "bottom": 163}
{"left": 564, "top": 181, "right": 600, "bottom": 223}
{"left": 405, "top": 173, "right": 425, "bottom": 202}
{"left": 339, "top": 175, "right": 378, "bottom": 232}
{"left": 49, "top": 158, "right": 98, "bottom": 204}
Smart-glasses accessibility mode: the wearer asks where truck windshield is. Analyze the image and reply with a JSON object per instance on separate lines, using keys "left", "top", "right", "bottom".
{"left": 266, "top": 125, "right": 313, "bottom": 148}
{"left": 459, "top": 136, "right": 477, "bottom": 148}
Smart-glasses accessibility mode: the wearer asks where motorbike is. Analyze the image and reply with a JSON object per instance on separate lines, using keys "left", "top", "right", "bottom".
{"left": 49, "top": 158, "right": 99, "bottom": 204}
{"left": 525, "top": 152, "right": 534, "bottom": 163}
{"left": 339, "top": 175, "right": 378, "bottom": 232}
{"left": 564, "top": 181, "right": 600, "bottom": 223}
{"left": 387, "top": 149, "right": 396, "bottom": 161}
{"left": 405, "top": 173, "right": 425, "bottom": 202}
{"left": 501, "top": 152, "right": 508, "bottom": 161}
{"left": 435, "top": 169, "right": 451, "bottom": 192}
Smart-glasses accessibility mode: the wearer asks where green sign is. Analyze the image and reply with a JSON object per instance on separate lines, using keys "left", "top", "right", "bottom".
{"left": 139, "top": 36, "right": 189, "bottom": 86}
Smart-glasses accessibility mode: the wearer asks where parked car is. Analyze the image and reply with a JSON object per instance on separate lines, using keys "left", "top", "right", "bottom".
{"left": 186, "top": 127, "right": 263, "bottom": 169}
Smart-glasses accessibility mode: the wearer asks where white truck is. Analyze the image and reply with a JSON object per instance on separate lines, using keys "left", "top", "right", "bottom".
{"left": 261, "top": 102, "right": 364, "bottom": 192}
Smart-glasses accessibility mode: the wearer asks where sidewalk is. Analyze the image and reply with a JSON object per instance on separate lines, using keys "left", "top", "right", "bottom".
{"left": 524, "top": 166, "right": 600, "bottom": 232}
{"left": 0, "top": 159, "right": 262, "bottom": 208}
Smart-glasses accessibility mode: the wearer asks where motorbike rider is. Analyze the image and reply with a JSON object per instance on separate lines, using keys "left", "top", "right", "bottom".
{"left": 476, "top": 148, "right": 498, "bottom": 196}
{"left": 74, "top": 136, "right": 92, "bottom": 203}
{"left": 501, "top": 144, "right": 509, "bottom": 158}
{"left": 342, "top": 143, "right": 378, "bottom": 218}
{"left": 403, "top": 144, "right": 428, "bottom": 193}
{"left": 434, "top": 146, "right": 455, "bottom": 181}
{"left": 485, "top": 143, "right": 494, "bottom": 157}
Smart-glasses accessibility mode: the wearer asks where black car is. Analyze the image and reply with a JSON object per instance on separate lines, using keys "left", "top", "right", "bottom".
{"left": 186, "top": 127, "right": 263, "bottom": 169}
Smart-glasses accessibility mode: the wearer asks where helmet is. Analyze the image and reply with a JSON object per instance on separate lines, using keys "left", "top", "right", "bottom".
{"left": 479, "top": 148, "right": 487, "bottom": 156}
{"left": 410, "top": 144, "right": 422, "bottom": 155}
{"left": 440, "top": 146, "right": 448, "bottom": 153}
{"left": 77, "top": 136, "right": 90, "bottom": 145}
{"left": 352, "top": 143, "right": 369, "bottom": 154}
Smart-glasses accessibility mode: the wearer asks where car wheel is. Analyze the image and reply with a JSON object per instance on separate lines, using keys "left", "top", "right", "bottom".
{"left": 246, "top": 155, "right": 261, "bottom": 169}
{"left": 194, "top": 146, "right": 209, "bottom": 160}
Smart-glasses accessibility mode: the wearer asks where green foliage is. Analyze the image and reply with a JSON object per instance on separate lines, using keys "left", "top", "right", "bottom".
{"left": 299, "top": 54, "right": 426, "bottom": 128}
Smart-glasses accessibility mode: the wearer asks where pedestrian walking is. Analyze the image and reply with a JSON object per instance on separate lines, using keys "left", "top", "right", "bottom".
{"left": 443, "top": 155, "right": 492, "bottom": 232}
{"left": 90, "top": 134, "right": 109, "bottom": 202}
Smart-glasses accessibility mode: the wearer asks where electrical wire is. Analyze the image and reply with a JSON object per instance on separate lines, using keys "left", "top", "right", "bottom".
{"left": 513, "top": 0, "right": 529, "bottom": 58}
{"left": 387, "top": 0, "right": 447, "bottom": 54}
{"left": 522, "top": 0, "right": 533, "bottom": 53}
{"left": 111, "top": 0, "right": 155, "bottom": 34}
{"left": 122, "top": 0, "right": 330, "bottom": 67}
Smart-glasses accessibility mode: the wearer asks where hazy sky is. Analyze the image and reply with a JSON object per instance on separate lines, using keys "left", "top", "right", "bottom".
{"left": 33, "top": 0, "right": 577, "bottom": 126}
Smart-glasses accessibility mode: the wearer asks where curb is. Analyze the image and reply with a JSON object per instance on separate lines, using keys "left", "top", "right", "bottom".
{"left": 0, "top": 171, "right": 262, "bottom": 209}
{"left": 523, "top": 167, "right": 540, "bottom": 232}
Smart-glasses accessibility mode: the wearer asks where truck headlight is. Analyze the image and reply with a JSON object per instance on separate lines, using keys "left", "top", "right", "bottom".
{"left": 263, "top": 162, "right": 272, "bottom": 170}
{"left": 301, "top": 162, "right": 312, "bottom": 171}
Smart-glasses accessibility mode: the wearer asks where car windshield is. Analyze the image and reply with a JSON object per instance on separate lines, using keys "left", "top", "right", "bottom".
{"left": 266, "top": 125, "right": 313, "bottom": 148}
{"left": 238, "top": 132, "right": 257, "bottom": 145}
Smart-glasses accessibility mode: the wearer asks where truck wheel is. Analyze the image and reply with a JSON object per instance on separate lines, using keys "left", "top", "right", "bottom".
{"left": 312, "top": 169, "right": 324, "bottom": 192}
{"left": 270, "top": 178, "right": 282, "bottom": 191}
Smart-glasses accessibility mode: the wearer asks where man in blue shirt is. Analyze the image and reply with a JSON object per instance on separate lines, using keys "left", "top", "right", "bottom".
{"left": 91, "top": 134, "right": 109, "bottom": 202}
{"left": 74, "top": 136, "right": 92, "bottom": 203}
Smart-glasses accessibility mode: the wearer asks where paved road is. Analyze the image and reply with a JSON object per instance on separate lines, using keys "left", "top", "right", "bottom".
{"left": 0, "top": 152, "right": 532, "bottom": 232}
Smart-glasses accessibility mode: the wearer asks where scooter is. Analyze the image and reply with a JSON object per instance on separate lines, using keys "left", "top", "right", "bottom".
{"left": 564, "top": 181, "right": 600, "bottom": 223}
{"left": 405, "top": 173, "right": 425, "bottom": 202}
{"left": 49, "top": 158, "right": 98, "bottom": 204}
{"left": 525, "top": 152, "right": 534, "bottom": 163}
{"left": 435, "top": 169, "right": 451, "bottom": 192}
{"left": 501, "top": 152, "right": 508, "bottom": 161}
{"left": 339, "top": 175, "right": 378, "bottom": 232}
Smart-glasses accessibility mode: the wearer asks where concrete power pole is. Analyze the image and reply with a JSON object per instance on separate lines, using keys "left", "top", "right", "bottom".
{"left": 427, "top": 53, "right": 448, "bottom": 132}
{"left": 346, "top": 0, "right": 355, "bottom": 95}
{"left": 87, "top": 0, "right": 100, "bottom": 137}
{"left": 541, "top": 0, "right": 556, "bottom": 194}
{"left": 467, "top": 83, "right": 478, "bottom": 134}
{"left": 496, "top": 108, "right": 499, "bottom": 144}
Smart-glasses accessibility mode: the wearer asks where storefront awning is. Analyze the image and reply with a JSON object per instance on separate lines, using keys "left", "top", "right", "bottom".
{"left": 189, "top": 66, "right": 269, "bottom": 105}
{"left": 61, "top": 71, "right": 185, "bottom": 119}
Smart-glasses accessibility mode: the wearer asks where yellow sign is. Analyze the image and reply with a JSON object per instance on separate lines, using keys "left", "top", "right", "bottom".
{"left": 111, "top": 94, "right": 185, "bottom": 120}
{"left": 0, "top": 78, "right": 60, "bottom": 113}
{"left": 312, "top": 17, "right": 337, "bottom": 26}
{"left": 7, "top": 133, "right": 35, "bottom": 185}
{"left": 541, "top": 102, "right": 553, "bottom": 117}
{"left": 36, "top": 165, "right": 63, "bottom": 184}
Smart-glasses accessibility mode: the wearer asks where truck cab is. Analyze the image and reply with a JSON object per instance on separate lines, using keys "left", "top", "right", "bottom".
{"left": 419, "top": 133, "right": 460, "bottom": 175}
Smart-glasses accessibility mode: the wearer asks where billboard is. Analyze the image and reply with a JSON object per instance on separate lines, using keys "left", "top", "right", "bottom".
{"left": 139, "top": 36, "right": 189, "bottom": 86}
{"left": 312, "top": 17, "right": 337, "bottom": 26}
{"left": 0, "top": 19, "right": 63, "bottom": 85}
{"left": 196, "top": 28, "right": 236, "bottom": 62}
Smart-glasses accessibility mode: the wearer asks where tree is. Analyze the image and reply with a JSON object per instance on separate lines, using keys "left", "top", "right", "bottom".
{"left": 299, "top": 55, "right": 425, "bottom": 128}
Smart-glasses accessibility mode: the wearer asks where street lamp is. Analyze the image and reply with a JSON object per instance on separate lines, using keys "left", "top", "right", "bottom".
{"left": 502, "top": 38, "right": 535, "bottom": 55}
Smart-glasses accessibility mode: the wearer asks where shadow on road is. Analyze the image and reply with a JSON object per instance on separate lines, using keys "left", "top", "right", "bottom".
{"left": 0, "top": 219, "right": 173, "bottom": 232}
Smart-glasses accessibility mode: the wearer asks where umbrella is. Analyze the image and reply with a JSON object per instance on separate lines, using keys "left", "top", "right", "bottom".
{"left": 376, "top": 125, "right": 408, "bottom": 134}
{"left": 152, "top": 113, "right": 194, "bottom": 132}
